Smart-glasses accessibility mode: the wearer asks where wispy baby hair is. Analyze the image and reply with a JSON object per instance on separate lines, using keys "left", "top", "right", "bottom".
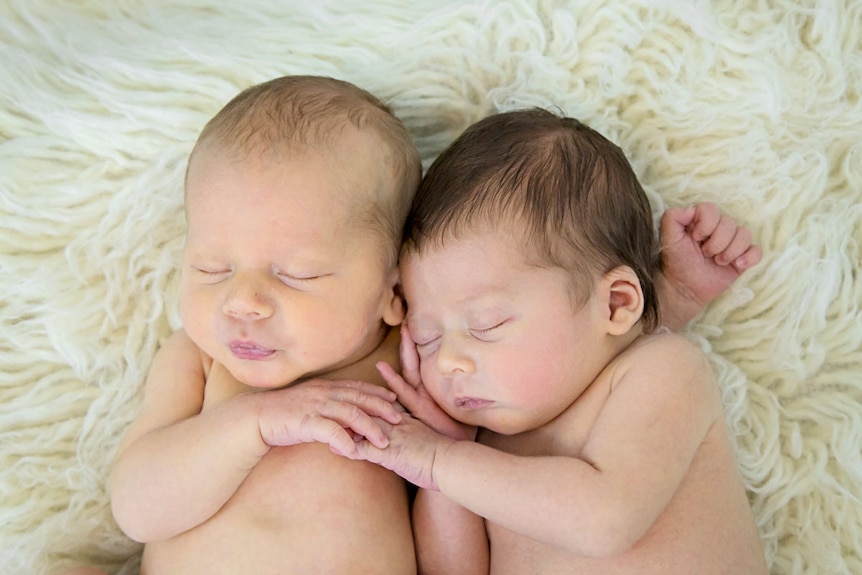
{"left": 189, "top": 75, "right": 421, "bottom": 258}
{"left": 404, "top": 108, "right": 660, "bottom": 332}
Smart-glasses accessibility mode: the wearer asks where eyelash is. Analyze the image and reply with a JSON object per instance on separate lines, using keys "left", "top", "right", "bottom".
{"left": 412, "top": 321, "right": 506, "bottom": 348}
{"left": 471, "top": 321, "right": 506, "bottom": 337}
{"left": 192, "top": 267, "right": 321, "bottom": 285}
{"left": 277, "top": 273, "right": 320, "bottom": 284}
{"left": 194, "top": 267, "right": 229, "bottom": 276}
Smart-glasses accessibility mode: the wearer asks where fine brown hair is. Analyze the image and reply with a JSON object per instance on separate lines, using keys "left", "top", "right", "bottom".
{"left": 403, "top": 108, "right": 660, "bottom": 332}
{"left": 188, "top": 75, "right": 421, "bottom": 260}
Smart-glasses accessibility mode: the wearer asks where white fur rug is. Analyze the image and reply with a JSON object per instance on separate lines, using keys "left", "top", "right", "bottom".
{"left": 1, "top": 1, "right": 860, "bottom": 574}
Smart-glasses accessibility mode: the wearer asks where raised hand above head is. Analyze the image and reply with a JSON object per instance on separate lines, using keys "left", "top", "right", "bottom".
{"left": 658, "top": 202, "right": 762, "bottom": 329}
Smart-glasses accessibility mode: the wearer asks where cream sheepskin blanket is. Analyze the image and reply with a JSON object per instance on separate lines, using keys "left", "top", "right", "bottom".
{"left": 1, "top": 1, "right": 860, "bottom": 574}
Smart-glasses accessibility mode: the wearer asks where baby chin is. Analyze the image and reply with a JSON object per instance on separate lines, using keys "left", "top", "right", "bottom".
{"left": 223, "top": 351, "right": 298, "bottom": 389}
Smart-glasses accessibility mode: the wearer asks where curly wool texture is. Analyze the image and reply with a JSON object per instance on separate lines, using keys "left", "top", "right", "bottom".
{"left": 1, "top": 1, "right": 860, "bottom": 574}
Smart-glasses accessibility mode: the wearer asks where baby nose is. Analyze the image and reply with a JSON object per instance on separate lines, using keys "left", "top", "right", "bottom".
{"left": 435, "top": 337, "right": 475, "bottom": 375}
{"left": 223, "top": 275, "right": 274, "bottom": 320}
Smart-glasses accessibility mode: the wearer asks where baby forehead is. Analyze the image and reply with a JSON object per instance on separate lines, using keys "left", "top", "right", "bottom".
{"left": 400, "top": 238, "right": 544, "bottom": 291}
{"left": 188, "top": 140, "right": 386, "bottom": 197}
{"left": 399, "top": 232, "right": 590, "bottom": 303}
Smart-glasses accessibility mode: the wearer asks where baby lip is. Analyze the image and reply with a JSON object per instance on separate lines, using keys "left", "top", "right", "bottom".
{"left": 454, "top": 397, "right": 492, "bottom": 410}
{"left": 229, "top": 340, "right": 275, "bottom": 359}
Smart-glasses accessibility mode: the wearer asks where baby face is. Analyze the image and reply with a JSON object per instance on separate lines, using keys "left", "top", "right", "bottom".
{"left": 179, "top": 145, "right": 402, "bottom": 389}
{"left": 401, "top": 229, "right": 613, "bottom": 435}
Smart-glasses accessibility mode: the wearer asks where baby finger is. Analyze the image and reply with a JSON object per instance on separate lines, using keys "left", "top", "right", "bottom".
{"left": 330, "top": 386, "right": 403, "bottom": 425}
{"left": 318, "top": 400, "right": 391, "bottom": 449}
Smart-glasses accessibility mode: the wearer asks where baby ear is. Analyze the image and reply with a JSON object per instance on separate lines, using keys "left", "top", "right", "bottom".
{"left": 601, "top": 266, "right": 644, "bottom": 336}
{"left": 382, "top": 271, "right": 406, "bottom": 327}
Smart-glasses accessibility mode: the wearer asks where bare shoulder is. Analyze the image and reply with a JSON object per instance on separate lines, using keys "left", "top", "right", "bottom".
{"left": 144, "top": 328, "right": 209, "bottom": 407}
{"left": 622, "top": 330, "right": 713, "bottom": 380}
{"left": 150, "top": 329, "right": 210, "bottom": 375}
{"left": 611, "top": 331, "right": 722, "bottom": 422}
{"left": 578, "top": 331, "right": 725, "bottom": 479}
{"left": 117, "top": 329, "right": 209, "bottom": 453}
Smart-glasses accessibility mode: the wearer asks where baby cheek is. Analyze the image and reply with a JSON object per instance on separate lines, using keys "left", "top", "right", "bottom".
{"left": 498, "top": 347, "right": 556, "bottom": 402}
{"left": 177, "top": 288, "right": 195, "bottom": 328}
{"left": 419, "top": 364, "right": 448, "bottom": 404}
{"left": 311, "top": 301, "right": 371, "bottom": 351}
{"left": 179, "top": 286, "right": 216, "bottom": 341}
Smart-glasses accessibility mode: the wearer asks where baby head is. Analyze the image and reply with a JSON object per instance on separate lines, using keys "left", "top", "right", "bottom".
{"left": 399, "top": 108, "right": 660, "bottom": 433}
{"left": 180, "top": 76, "right": 420, "bottom": 388}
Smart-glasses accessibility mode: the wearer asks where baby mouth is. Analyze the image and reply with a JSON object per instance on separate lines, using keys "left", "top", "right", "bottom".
{"left": 229, "top": 341, "right": 276, "bottom": 360}
{"left": 454, "top": 397, "right": 492, "bottom": 410}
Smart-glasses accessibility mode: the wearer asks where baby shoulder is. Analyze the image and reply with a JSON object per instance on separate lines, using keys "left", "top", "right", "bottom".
{"left": 616, "top": 332, "right": 718, "bottom": 405}
{"left": 629, "top": 331, "right": 711, "bottom": 372}
{"left": 146, "top": 329, "right": 210, "bottom": 395}
{"left": 607, "top": 333, "right": 723, "bottom": 434}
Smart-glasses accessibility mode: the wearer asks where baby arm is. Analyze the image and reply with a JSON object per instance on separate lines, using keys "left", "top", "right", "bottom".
{"left": 110, "top": 330, "right": 401, "bottom": 543}
{"left": 351, "top": 412, "right": 489, "bottom": 574}
{"left": 371, "top": 326, "right": 488, "bottom": 574}
{"left": 658, "top": 203, "right": 762, "bottom": 329}
{"left": 355, "top": 334, "right": 718, "bottom": 559}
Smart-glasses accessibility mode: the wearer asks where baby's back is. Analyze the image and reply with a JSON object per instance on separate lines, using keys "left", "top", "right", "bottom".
{"left": 481, "top": 333, "right": 767, "bottom": 574}
{"left": 485, "top": 419, "right": 765, "bottom": 574}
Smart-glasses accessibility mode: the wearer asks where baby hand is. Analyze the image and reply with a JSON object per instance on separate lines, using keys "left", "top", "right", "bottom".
{"left": 349, "top": 413, "right": 455, "bottom": 491}
{"left": 256, "top": 379, "right": 403, "bottom": 457}
{"left": 377, "top": 324, "right": 477, "bottom": 441}
{"left": 660, "top": 203, "right": 762, "bottom": 302}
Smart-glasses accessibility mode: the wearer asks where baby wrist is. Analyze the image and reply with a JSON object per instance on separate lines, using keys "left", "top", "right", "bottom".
{"left": 431, "top": 438, "right": 462, "bottom": 493}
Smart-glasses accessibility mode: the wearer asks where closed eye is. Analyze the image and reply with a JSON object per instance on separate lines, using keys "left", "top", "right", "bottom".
{"left": 414, "top": 336, "right": 440, "bottom": 347}
{"left": 470, "top": 320, "right": 508, "bottom": 340}
{"left": 276, "top": 273, "right": 327, "bottom": 288}
{"left": 413, "top": 336, "right": 441, "bottom": 354}
{"left": 278, "top": 274, "right": 319, "bottom": 282}
{"left": 192, "top": 266, "right": 231, "bottom": 281}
